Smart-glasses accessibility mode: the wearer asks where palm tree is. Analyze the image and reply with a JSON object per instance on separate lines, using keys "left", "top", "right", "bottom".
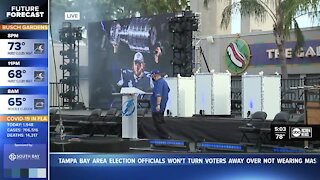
{"left": 206, "top": 0, "right": 320, "bottom": 78}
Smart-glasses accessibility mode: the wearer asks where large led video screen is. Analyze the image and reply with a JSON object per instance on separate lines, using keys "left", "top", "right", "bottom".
{"left": 88, "top": 13, "right": 175, "bottom": 108}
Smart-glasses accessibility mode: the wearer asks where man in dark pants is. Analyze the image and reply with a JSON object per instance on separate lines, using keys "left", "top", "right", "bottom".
{"left": 150, "top": 70, "right": 170, "bottom": 139}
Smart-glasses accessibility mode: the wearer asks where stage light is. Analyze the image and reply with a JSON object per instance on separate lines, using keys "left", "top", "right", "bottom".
{"left": 74, "top": 27, "right": 83, "bottom": 40}
{"left": 59, "top": 23, "right": 82, "bottom": 43}
{"left": 59, "top": 49, "right": 75, "bottom": 59}
{"left": 169, "top": 11, "right": 198, "bottom": 77}
{"left": 60, "top": 76, "right": 77, "bottom": 86}
{"left": 60, "top": 90, "right": 76, "bottom": 99}
{"left": 190, "top": 18, "right": 199, "bottom": 31}
{"left": 62, "top": 22, "right": 72, "bottom": 29}
{"left": 60, "top": 62, "right": 77, "bottom": 71}
{"left": 58, "top": 22, "right": 83, "bottom": 109}
{"left": 149, "top": 140, "right": 185, "bottom": 146}
{"left": 206, "top": 36, "right": 214, "bottom": 43}
{"left": 59, "top": 32, "right": 74, "bottom": 44}
{"left": 175, "top": 11, "right": 185, "bottom": 17}
{"left": 198, "top": 142, "right": 243, "bottom": 151}
{"left": 272, "top": 147, "right": 304, "bottom": 153}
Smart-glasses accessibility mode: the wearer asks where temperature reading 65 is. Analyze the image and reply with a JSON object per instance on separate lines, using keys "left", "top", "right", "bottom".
{"left": 8, "top": 70, "right": 26, "bottom": 78}
{"left": 8, "top": 98, "right": 26, "bottom": 106}
{"left": 8, "top": 42, "right": 25, "bottom": 50}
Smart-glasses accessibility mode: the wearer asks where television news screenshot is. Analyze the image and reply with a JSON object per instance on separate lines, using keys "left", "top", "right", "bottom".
{"left": 0, "top": 0, "right": 320, "bottom": 179}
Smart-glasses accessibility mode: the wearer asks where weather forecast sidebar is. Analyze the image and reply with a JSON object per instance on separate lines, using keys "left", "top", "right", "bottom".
{"left": 0, "top": 0, "right": 49, "bottom": 179}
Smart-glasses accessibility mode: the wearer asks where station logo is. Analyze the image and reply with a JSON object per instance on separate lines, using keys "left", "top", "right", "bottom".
{"left": 225, "top": 38, "right": 251, "bottom": 74}
{"left": 290, "top": 127, "right": 312, "bottom": 139}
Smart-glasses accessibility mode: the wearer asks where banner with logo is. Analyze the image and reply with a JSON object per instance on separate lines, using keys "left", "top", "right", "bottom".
{"left": 225, "top": 38, "right": 251, "bottom": 74}
{"left": 250, "top": 40, "right": 320, "bottom": 65}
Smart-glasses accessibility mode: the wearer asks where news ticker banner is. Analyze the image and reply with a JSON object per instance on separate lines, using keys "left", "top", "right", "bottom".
{"left": 50, "top": 153, "right": 320, "bottom": 180}
{"left": 271, "top": 125, "right": 320, "bottom": 141}
{"left": 0, "top": 0, "right": 48, "bottom": 179}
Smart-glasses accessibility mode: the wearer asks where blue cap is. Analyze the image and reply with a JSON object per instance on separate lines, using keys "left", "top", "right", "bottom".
{"left": 151, "top": 69, "right": 160, "bottom": 75}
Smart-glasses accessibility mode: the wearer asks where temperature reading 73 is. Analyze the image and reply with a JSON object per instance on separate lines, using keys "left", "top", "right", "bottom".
{"left": 8, "top": 42, "right": 25, "bottom": 50}
{"left": 8, "top": 98, "right": 26, "bottom": 106}
{"left": 8, "top": 70, "right": 26, "bottom": 78}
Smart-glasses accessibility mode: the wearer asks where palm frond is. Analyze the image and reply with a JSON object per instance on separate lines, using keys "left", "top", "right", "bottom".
{"left": 292, "top": 18, "right": 305, "bottom": 56}
{"left": 220, "top": 3, "right": 234, "bottom": 29}
{"left": 221, "top": 0, "right": 271, "bottom": 29}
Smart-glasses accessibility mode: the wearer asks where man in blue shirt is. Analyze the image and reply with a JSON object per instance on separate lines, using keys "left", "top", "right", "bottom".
{"left": 150, "top": 70, "right": 170, "bottom": 139}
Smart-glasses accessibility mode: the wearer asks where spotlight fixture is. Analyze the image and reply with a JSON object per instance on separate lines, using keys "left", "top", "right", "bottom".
{"left": 60, "top": 62, "right": 77, "bottom": 71}
{"left": 60, "top": 90, "right": 76, "bottom": 99}
{"left": 60, "top": 76, "right": 78, "bottom": 86}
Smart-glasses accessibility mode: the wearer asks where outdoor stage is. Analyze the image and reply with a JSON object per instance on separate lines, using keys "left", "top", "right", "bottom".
{"left": 49, "top": 110, "right": 312, "bottom": 153}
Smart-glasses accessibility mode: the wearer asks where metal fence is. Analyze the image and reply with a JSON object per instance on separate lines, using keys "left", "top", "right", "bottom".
{"left": 281, "top": 78, "right": 304, "bottom": 114}
{"left": 231, "top": 76, "right": 320, "bottom": 115}
{"left": 231, "top": 76, "right": 242, "bottom": 115}
{"left": 49, "top": 82, "right": 63, "bottom": 108}
{"left": 305, "top": 77, "right": 320, "bottom": 102}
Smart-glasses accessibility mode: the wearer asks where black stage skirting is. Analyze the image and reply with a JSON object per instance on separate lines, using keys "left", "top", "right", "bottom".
{"left": 139, "top": 117, "right": 269, "bottom": 143}
{"left": 51, "top": 112, "right": 273, "bottom": 144}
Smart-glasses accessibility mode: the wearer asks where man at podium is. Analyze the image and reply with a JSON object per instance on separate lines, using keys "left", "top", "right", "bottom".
{"left": 150, "top": 70, "right": 170, "bottom": 139}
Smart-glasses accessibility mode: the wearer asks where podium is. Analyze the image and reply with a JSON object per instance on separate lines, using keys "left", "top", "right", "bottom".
{"left": 117, "top": 87, "right": 148, "bottom": 139}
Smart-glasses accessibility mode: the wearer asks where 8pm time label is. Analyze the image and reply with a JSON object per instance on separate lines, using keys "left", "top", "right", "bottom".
{"left": 0, "top": 39, "right": 47, "bottom": 58}
{"left": 0, "top": 95, "right": 47, "bottom": 115}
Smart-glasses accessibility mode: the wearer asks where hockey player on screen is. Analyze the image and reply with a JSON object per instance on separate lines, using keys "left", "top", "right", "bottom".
{"left": 117, "top": 52, "right": 153, "bottom": 93}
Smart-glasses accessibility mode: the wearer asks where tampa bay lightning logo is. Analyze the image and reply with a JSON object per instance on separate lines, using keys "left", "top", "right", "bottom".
{"left": 122, "top": 99, "right": 135, "bottom": 116}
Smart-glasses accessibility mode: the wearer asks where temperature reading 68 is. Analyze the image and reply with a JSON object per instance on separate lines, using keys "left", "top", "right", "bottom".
{"left": 8, "top": 70, "right": 26, "bottom": 78}
{"left": 8, "top": 98, "right": 26, "bottom": 106}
